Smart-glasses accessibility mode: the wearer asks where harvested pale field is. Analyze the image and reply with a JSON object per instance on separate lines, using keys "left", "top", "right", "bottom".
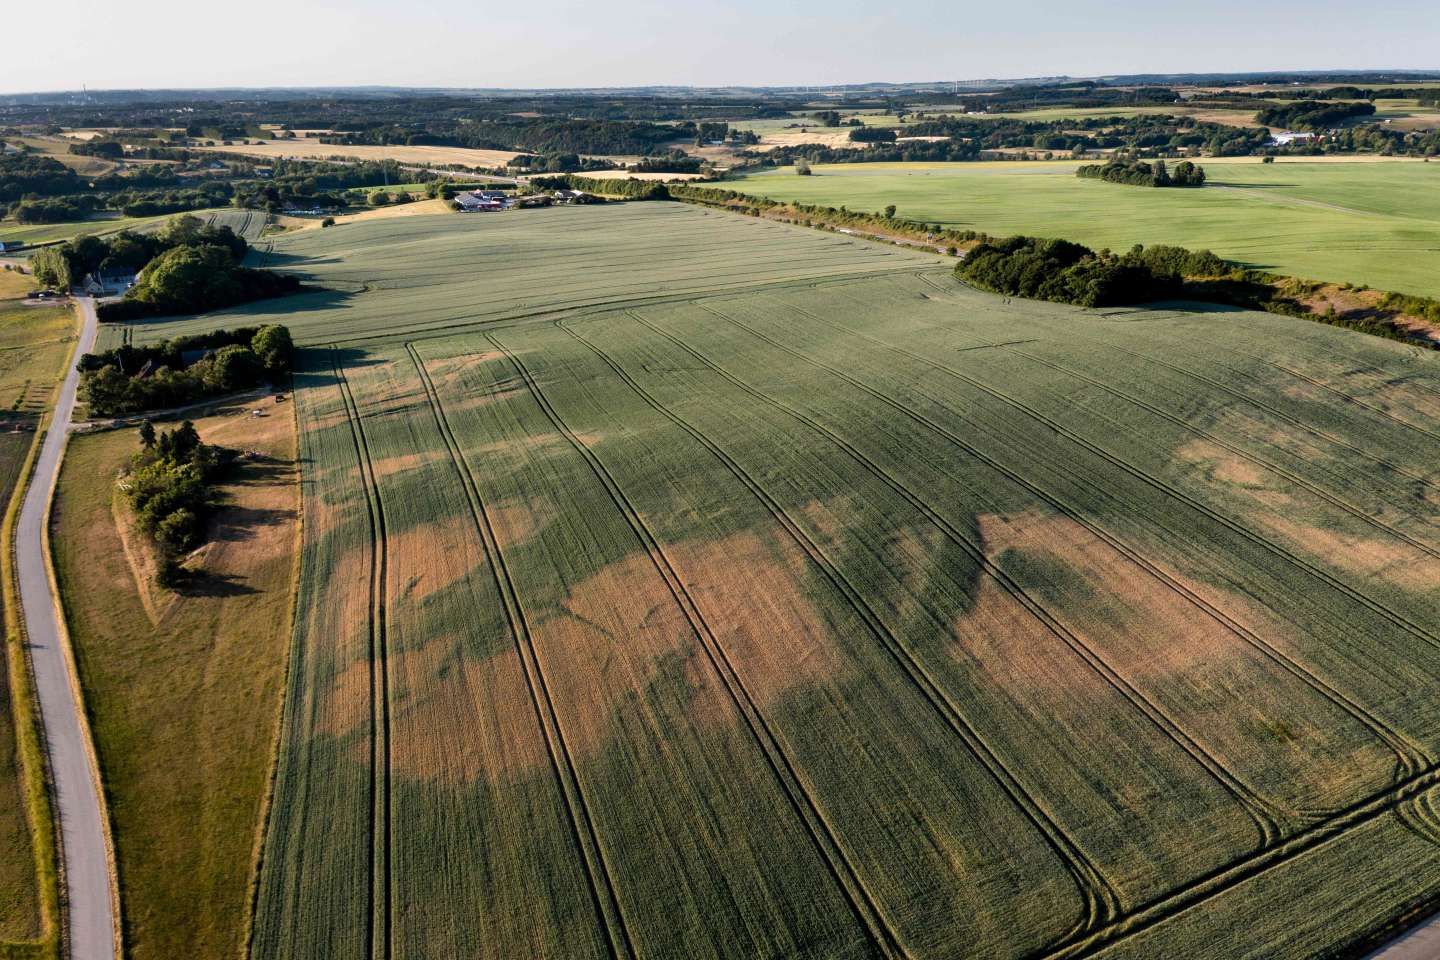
{"left": 570, "top": 170, "right": 709, "bottom": 182}
{"left": 120, "top": 202, "right": 1440, "bottom": 958}
{"left": 203, "top": 140, "right": 521, "bottom": 168}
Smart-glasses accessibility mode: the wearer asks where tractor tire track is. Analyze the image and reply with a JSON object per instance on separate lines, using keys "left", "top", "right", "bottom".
{"left": 604, "top": 310, "right": 1287, "bottom": 845}
{"left": 329, "top": 351, "right": 392, "bottom": 960}
{"left": 404, "top": 344, "right": 636, "bottom": 960}
{"left": 710, "top": 301, "right": 1432, "bottom": 784}
{"left": 549, "top": 320, "right": 1122, "bottom": 942}
{"left": 484, "top": 333, "right": 912, "bottom": 958}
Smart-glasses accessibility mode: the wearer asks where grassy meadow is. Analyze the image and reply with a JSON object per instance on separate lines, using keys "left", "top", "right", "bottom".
{"left": 95, "top": 202, "right": 1440, "bottom": 958}
{"left": 50, "top": 399, "right": 298, "bottom": 960}
{"left": 715, "top": 159, "right": 1440, "bottom": 298}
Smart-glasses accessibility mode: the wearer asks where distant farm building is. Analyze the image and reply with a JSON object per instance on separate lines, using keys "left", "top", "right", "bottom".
{"left": 456, "top": 190, "right": 508, "bottom": 212}
{"left": 1271, "top": 131, "right": 1317, "bottom": 146}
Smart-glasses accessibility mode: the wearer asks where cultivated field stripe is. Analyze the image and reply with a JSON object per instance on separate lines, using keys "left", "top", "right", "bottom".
{"left": 552, "top": 319, "right": 1124, "bottom": 942}
{"left": 402, "top": 344, "right": 635, "bottom": 960}
{"left": 748, "top": 300, "right": 1434, "bottom": 782}
{"left": 610, "top": 309, "right": 1287, "bottom": 841}
{"left": 330, "top": 352, "right": 393, "bottom": 960}
{"left": 483, "top": 333, "right": 910, "bottom": 958}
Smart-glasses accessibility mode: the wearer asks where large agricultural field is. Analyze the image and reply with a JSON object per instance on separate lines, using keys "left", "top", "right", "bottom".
{"left": 715, "top": 158, "right": 1440, "bottom": 298}
{"left": 100, "top": 201, "right": 1440, "bottom": 958}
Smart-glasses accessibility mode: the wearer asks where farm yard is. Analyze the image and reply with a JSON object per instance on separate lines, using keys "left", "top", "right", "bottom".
{"left": 716, "top": 158, "right": 1440, "bottom": 299}
{"left": 93, "top": 201, "right": 1440, "bottom": 958}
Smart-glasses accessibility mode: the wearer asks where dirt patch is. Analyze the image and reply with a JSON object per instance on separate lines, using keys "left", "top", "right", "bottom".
{"left": 487, "top": 499, "right": 543, "bottom": 550}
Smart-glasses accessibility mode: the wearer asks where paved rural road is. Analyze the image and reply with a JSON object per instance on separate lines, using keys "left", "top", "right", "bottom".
{"left": 1364, "top": 913, "right": 1440, "bottom": 959}
{"left": 17, "top": 296, "right": 116, "bottom": 960}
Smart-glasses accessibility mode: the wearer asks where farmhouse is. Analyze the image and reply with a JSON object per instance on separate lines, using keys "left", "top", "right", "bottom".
{"left": 1271, "top": 130, "right": 1317, "bottom": 146}
{"left": 455, "top": 190, "right": 508, "bottom": 211}
{"left": 79, "top": 269, "right": 137, "bottom": 296}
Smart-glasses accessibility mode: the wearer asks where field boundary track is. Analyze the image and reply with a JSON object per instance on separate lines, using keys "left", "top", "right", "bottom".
{"left": 403, "top": 344, "right": 636, "bottom": 960}
{"left": 737, "top": 293, "right": 1433, "bottom": 782}
{"left": 328, "top": 353, "right": 391, "bottom": 960}
{"left": 479, "top": 335, "right": 914, "bottom": 957}
{"left": 594, "top": 310, "right": 1288, "bottom": 840}
{"left": 544, "top": 320, "right": 1123, "bottom": 944}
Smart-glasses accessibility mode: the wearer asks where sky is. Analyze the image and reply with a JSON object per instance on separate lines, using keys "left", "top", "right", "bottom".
{"left": 5, "top": 0, "right": 1439, "bottom": 94}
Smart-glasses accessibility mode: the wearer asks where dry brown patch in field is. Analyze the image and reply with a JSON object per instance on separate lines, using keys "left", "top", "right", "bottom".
{"left": 969, "top": 508, "right": 1402, "bottom": 809}
{"left": 390, "top": 515, "right": 479, "bottom": 604}
{"left": 387, "top": 636, "right": 552, "bottom": 786}
{"left": 1176, "top": 437, "right": 1270, "bottom": 488}
{"left": 369, "top": 451, "right": 444, "bottom": 481}
{"left": 537, "top": 549, "right": 729, "bottom": 759}
{"left": 668, "top": 528, "right": 844, "bottom": 709}
{"left": 487, "top": 499, "right": 542, "bottom": 550}
{"left": 973, "top": 510, "right": 1246, "bottom": 683}
{"left": 1257, "top": 514, "right": 1440, "bottom": 591}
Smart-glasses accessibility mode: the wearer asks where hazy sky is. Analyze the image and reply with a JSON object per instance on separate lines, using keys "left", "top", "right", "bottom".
{"left": 6, "top": 0, "right": 1438, "bottom": 93}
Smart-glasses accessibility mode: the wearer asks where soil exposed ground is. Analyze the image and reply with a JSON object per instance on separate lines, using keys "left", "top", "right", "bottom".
{"left": 132, "top": 202, "right": 1440, "bottom": 959}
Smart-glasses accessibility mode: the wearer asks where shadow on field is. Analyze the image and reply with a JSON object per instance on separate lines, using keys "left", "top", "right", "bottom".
{"left": 172, "top": 571, "right": 258, "bottom": 599}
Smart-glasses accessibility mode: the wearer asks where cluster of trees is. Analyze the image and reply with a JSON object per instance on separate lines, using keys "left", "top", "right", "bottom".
{"left": 1077, "top": 158, "right": 1206, "bottom": 186}
{"left": 747, "top": 115, "right": 1278, "bottom": 166}
{"left": 69, "top": 140, "right": 126, "bottom": 159}
{"left": 326, "top": 117, "right": 681, "bottom": 157}
{"left": 31, "top": 215, "right": 247, "bottom": 290}
{"left": 849, "top": 127, "right": 899, "bottom": 143}
{"left": 0, "top": 154, "right": 83, "bottom": 203}
{"left": 98, "top": 245, "right": 301, "bottom": 322}
{"left": 80, "top": 324, "right": 293, "bottom": 416}
{"left": 957, "top": 236, "right": 1230, "bottom": 307}
{"left": 124, "top": 420, "right": 229, "bottom": 584}
{"left": 1256, "top": 101, "right": 1376, "bottom": 131}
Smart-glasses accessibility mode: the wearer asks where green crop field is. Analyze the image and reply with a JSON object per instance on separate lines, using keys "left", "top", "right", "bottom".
{"left": 0, "top": 207, "right": 267, "bottom": 250}
{"left": 715, "top": 159, "right": 1440, "bottom": 298}
{"left": 104, "top": 202, "right": 1440, "bottom": 958}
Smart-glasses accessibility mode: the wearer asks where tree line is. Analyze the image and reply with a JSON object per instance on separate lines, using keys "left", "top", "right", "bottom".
{"left": 1076, "top": 158, "right": 1205, "bottom": 187}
